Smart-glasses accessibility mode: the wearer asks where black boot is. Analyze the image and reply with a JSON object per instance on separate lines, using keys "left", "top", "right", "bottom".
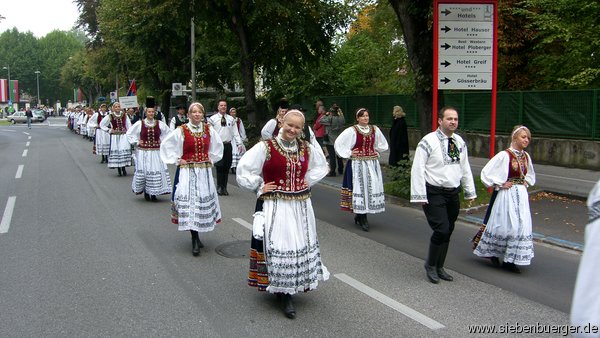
{"left": 151, "top": 195, "right": 158, "bottom": 202}
{"left": 144, "top": 192, "right": 151, "bottom": 201}
{"left": 282, "top": 294, "right": 296, "bottom": 319}
{"left": 424, "top": 243, "right": 441, "bottom": 284}
{"left": 436, "top": 242, "right": 454, "bottom": 281}
{"left": 122, "top": 167, "right": 127, "bottom": 176}
{"left": 502, "top": 262, "right": 521, "bottom": 273}
{"left": 354, "top": 214, "right": 360, "bottom": 226}
{"left": 191, "top": 231, "right": 200, "bottom": 256}
{"left": 117, "top": 167, "right": 122, "bottom": 176}
{"left": 104, "top": 155, "right": 108, "bottom": 163}
{"left": 361, "top": 214, "right": 369, "bottom": 232}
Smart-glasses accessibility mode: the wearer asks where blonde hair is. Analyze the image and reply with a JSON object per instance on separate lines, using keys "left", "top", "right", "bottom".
{"left": 392, "top": 105, "right": 405, "bottom": 118}
{"left": 511, "top": 125, "right": 531, "bottom": 140}
{"left": 188, "top": 102, "right": 205, "bottom": 115}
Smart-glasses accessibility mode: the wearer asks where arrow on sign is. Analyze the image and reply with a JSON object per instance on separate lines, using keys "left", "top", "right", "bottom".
{"left": 441, "top": 43, "right": 451, "bottom": 50}
{"left": 441, "top": 26, "right": 451, "bottom": 33}
{"left": 440, "top": 60, "right": 451, "bottom": 67}
{"left": 441, "top": 9, "right": 452, "bottom": 16}
{"left": 441, "top": 77, "right": 451, "bottom": 84}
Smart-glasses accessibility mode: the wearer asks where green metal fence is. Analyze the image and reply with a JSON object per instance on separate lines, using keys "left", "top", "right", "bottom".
{"left": 301, "top": 89, "right": 600, "bottom": 140}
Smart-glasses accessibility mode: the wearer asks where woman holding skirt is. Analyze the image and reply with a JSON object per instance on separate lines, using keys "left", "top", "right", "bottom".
{"left": 473, "top": 125, "right": 536, "bottom": 273}
{"left": 100, "top": 102, "right": 133, "bottom": 176}
{"left": 236, "top": 109, "right": 329, "bottom": 319}
{"left": 160, "top": 103, "right": 223, "bottom": 256}
{"left": 126, "top": 104, "right": 172, "bottom": 201}
{"left": 334, "top": 108, "right": 388, "bottom": 231}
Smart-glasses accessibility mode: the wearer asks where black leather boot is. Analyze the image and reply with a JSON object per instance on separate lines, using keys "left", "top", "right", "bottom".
{"left": 151, "top": 195, "right": 157, "bottom": 202}
{"left": 144, "top": 192, "right": 150, "bottom": 201}
{"left": 436, "top": 242, "right": 454, "bottom": 281}
{"left": 354, "top": 214, "right": 360, "bottom": 226}
{"left": 117, "top": 167, "right": 122, "bottom": 176}
{"left": 122, "top": 167, "right": 127, "bottom": 176}
{"left": 191, "top": 231, "right": 200, "bottom": 256}
{"left": 282, "top": 294, "right": 296, "bottom": 319}
{"left": 424, "top": 243, "right": 441, "bottom": 284}
{"left": 361, "top": 214, "right": 369, "bottom": 232}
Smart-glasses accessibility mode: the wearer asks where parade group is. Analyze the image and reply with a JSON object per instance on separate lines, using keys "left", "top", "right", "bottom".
{"left": 63, "top": 97, "right": 539, "bottom": 320}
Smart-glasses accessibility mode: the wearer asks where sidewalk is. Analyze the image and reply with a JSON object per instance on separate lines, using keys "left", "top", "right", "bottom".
{"left": 320, "top": 149, "right": 599, "bottom": 252}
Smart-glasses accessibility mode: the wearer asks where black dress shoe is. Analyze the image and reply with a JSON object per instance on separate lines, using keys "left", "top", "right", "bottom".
{"left": 282, "top": 294, "right": 296, "bottom": 319}
{"left": 502, "top": 262, "right": 521, "bottom": 273}
{"left": 144, "top": 192, "right": 151, "bottom": 201}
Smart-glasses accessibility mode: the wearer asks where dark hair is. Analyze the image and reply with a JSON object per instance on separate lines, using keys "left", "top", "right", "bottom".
{"left": 355, "top": 108, "right": 369, "bottom": 119}
{"left": 439, "top": 106, "right": 458, "bottom": 119}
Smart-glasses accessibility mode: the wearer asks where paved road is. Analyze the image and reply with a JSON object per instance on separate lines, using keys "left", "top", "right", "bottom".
{"left": 0, "top": 124, "right": 574, "bottom": 336}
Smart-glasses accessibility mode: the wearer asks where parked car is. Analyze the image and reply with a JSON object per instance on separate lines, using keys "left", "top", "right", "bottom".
{"left": 7, "top": 110, "right": 45, "bottom": 124}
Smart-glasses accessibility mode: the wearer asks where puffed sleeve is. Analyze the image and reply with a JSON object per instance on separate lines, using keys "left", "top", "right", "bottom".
{"left": 374, "top": 126, "right": 389, "bottom": 153}
{"left": 334, "top": 127, "right": 357, "bottom": 159}
{"left": 236, "top": 142, "right": 267, "bottom": 193}
{"left": 169, "top": 117, "right": 176, "bottom": 130}
{"left": 87, "top": 113, "right": 99, "bottom": 128}
{"left": 460, "top": 144, "right": 477, "bottom": 200}
{"left": 261, "top": 119, "right": 277, "bottom": 140}
{"left": 158, "top": 121, "right": 172, "bottom": 141}
{"left": 99, "top": 115, "right": 111, "bottom": 132}
{"left": 306, "top": 143, "right": 328, "bottom": 187}
{"left": 525, "top": 152, "right": 536, "bottom": 187}
{"left": 126, "top": 120, "right": 142, "bottom": 145}
{"left": 239, "top": 119, "right": 247, "bottom": 141}
{"left": 480, "top": 151, "right": 509, "bottom": 188}
{"left": 208, "top": 125, "right": 224, "bottom": 164}
{"left": 125, "top": 116, "right": 132, "bottom": 130}
{"left": 160, "top": 127, "right": 184, "bottom": 165}
{"left": 410, "top": 140, "right": 429, "bottom": 203}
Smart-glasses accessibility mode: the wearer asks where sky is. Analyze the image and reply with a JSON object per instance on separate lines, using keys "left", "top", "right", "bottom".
{"left": 0, "top": 0, "right": 81, "bottom": 37}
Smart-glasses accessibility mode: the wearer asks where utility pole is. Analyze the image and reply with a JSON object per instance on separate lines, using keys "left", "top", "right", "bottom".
{"left": 191, "top": 17, "right": 196, "bottom": 102}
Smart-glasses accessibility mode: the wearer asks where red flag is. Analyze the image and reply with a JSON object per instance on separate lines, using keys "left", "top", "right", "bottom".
{"left": 0, "top": 79, "right": 7, "bottom": 102}
{"left": 127, "top": 80, "right": 137, "bottom": 96}
{"left": 11, "top": 80, "right": 19, "bottom": 102}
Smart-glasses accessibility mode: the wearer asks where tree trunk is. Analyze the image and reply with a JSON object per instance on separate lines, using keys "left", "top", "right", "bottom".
{"left": 388, "top": 0, "right": 434, "bottom": 134}
{"left": 228, "top": 1, "right": 257, "bottom": 124}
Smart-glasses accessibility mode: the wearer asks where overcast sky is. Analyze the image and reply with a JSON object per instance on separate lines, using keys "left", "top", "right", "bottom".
{"left": 0, "top": 0, "right": 80, "bottom": 37}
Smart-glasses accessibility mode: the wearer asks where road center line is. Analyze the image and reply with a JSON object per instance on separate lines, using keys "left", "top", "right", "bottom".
{"left": 22, "top": 149, "right": 28, "bottom": 157}
{"left": 334, "top": 273, "right": 445, "bottom": 330}
{"left": 232, "top": 218, "right": 253, "bottom": 231}
{"left": 26, "top": 141, "right": 30, "bottom": 147}
{"left": 23, "top": 132, "right": 30, "bottom": 135}
{"left": 15, "top": 165, "right": 24, "bottom": 179}
{"left": 0, "top": 196, "right": 17, "bottom": 234}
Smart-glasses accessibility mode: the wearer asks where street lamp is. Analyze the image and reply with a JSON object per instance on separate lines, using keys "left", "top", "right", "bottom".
{"left": 2, "top": 65, "right": 9, "bottom": 82}
{"left": 35, "top": 71, "right": 41, "bottom": 108}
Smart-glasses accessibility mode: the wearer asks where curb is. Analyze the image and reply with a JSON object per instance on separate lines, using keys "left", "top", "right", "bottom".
{"left": 318, "top": 178, "right": 584, "bottom": 253}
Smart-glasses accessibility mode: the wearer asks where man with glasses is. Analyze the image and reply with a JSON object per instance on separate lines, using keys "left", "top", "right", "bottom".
{"left": 208, "top": 99, "right": 243, "bottom": 195}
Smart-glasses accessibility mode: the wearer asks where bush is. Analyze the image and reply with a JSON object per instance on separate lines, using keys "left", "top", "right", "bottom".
{"left": 384, "top": 158, "right": 412, "bottom": 200}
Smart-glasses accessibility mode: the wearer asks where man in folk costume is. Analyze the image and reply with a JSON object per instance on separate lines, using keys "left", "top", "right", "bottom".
{"left": 208, "top": 99, "right": 244, "bottom": 196}
{"left": 410, "top": 106, "right": 477, "bottom": 284}
{"left": 126, "top": 97, "right": 172, "bottom": 201}
{"left": 169, "top": 104, "right": 188, "bottom": 130}
{"left": 100, "top": 102, "right": 133, "bottom": 176}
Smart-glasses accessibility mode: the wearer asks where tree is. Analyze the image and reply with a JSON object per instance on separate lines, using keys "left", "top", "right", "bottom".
{"left": 0, "top": 28, "right": 40, "bottom": 98}
{"left": 388, "top": 0, "right": 433, "bottom": 133}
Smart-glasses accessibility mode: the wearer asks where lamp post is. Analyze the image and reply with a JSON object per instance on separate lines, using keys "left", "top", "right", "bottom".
{"left": 2, "top": 65, "right": 10, "bottom": 118}
{"left": 35, "top": 71, "right": 40, "bottom": 108}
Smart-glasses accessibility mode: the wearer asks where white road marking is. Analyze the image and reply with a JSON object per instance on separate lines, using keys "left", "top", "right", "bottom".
{"left": 23, "top": 132, "right": 30, "bottom": 135}
{"left": 26, "top": 141, "right": 30, "bottom": 147}
{"left": 28, "top": 136, "right": 31, "bottom": 140}
{"left": 232, "top": 218, "right": 253, "bottom": 231}
{"left": 15, "top": 165, "right": 24, "bottom": 179}
{"left": 22, "top": 149, "right": 28, "bottom": 157}
{"left": 335, "top": 273, "right": 446, "bottom": 330}
{"left": 0, "top": 196, "right": 17, "bottom": 234}
{"left": 0, "top": 129, "right": 16, "bottom": 132}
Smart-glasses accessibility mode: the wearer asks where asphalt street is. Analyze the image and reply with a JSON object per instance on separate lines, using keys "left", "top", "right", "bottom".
{"left": 0, "top": 122, "right": 577, "bottom": 337}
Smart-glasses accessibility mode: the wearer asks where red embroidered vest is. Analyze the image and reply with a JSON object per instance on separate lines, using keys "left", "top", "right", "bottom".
{"left": 351, "top": 125, "right": 378, "bottom": 160}
{"left": 181, "top": 124, "right": 211, "bottom": 163}
{"left": 110, "top": 113, "right": 127, "bottom": 134}
{"left": 505, "top": 149, "right": 528, "bottom": 181}
{"left": 96, "top": 113, "right": 104, "bottom": 125}
{"left": 138, "top": 120, "right": 161, "bottom": 149}
{"left": 261, "top": 139, "right": 310, "bottom": 200}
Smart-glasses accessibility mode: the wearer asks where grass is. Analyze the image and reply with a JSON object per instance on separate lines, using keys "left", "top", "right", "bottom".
{"left": 0, "top": 120, "right": 11, "bottom": 126}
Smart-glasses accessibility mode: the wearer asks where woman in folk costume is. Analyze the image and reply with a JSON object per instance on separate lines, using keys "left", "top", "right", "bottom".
{"left": 473, "top": 125, "right": 536, "bottom": 273}
{"left": 571, "top": 179, "right": 600, "bottom": 334}
{"left": 236, "top": 109, "right": 329, "bottom": 319}
{"left": 100, "top": 102, "right": 133, "bottom": 176}
{"left": 260, "top": 98, "right": 289, "bottom": 140}
{"left": 126, "top": 98, "right": 172, "bottom": 202}
{"left": 229, "top": 107, "right": 247, "bottom": 174}
{"left": 334, "top": 108, "right": 389, "bottom": 232}
{"left": 88, "top": 103, "right": 110, "bottom": 163}
{"left": 160, "top": 103, "right": 223, "bottom": 257}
